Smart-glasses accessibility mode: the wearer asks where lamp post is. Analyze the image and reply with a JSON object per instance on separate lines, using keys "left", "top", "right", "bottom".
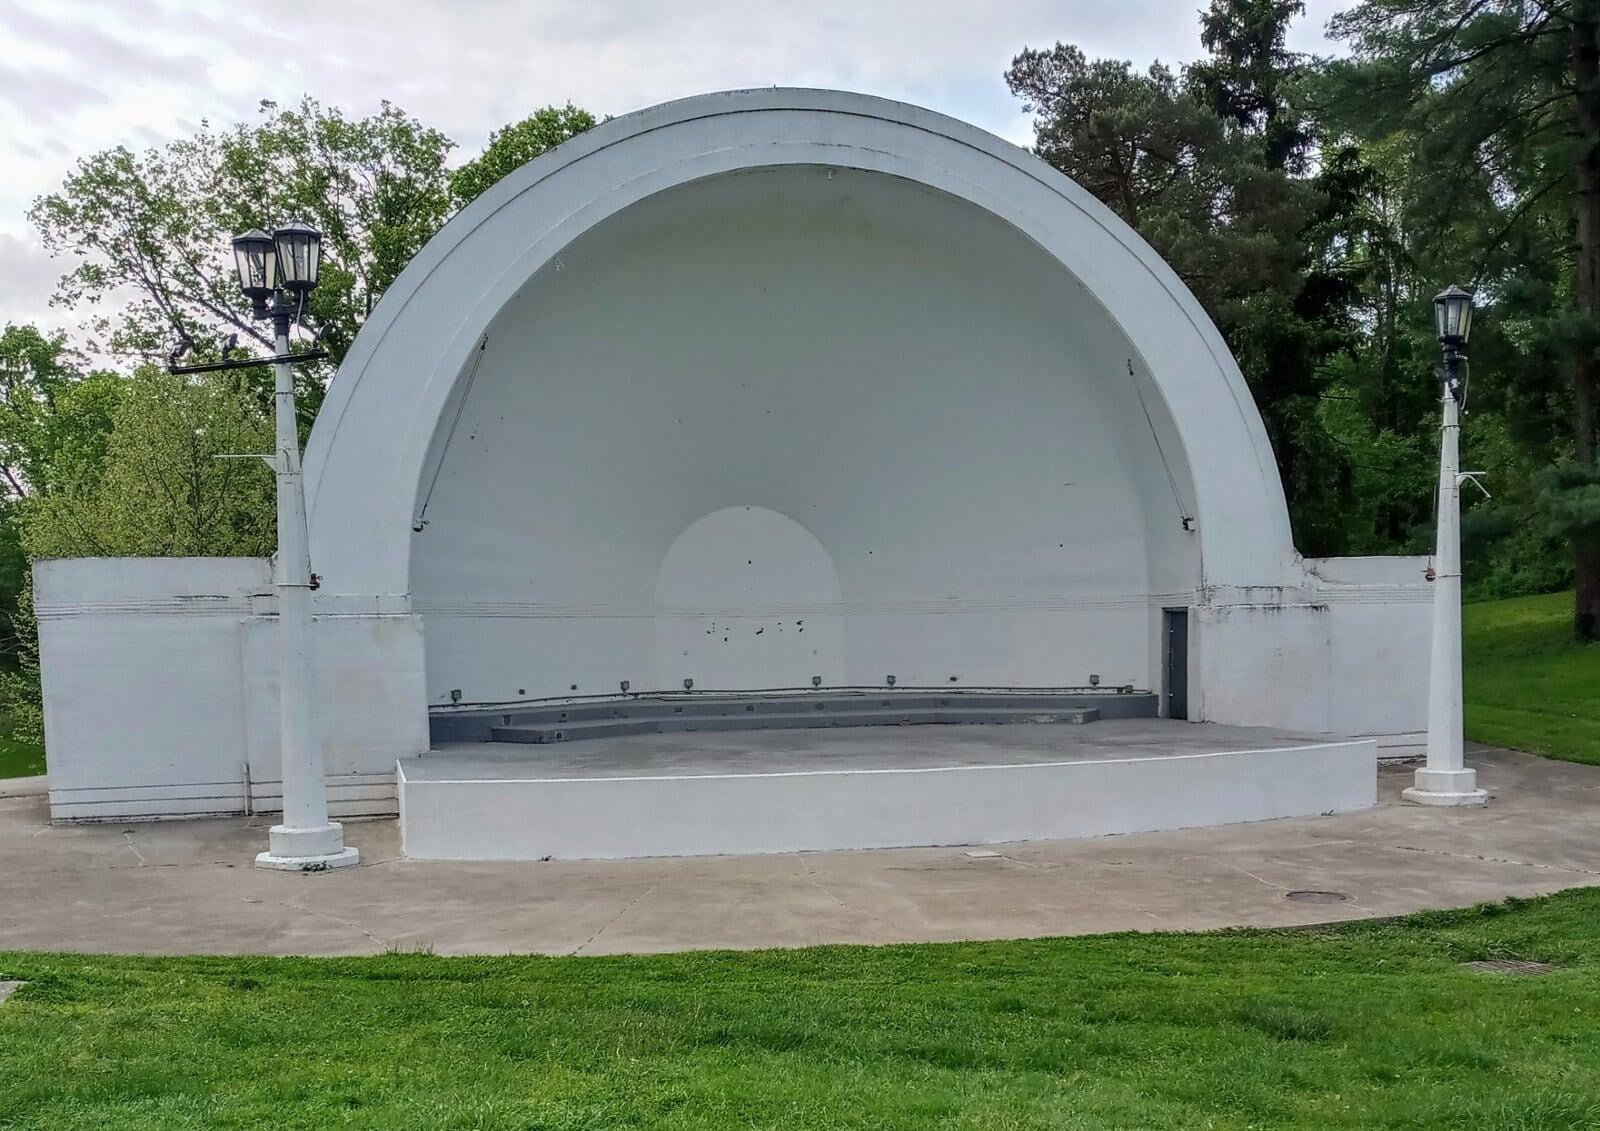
{"left": 231, "top": 222, "right": 360, "bottom": 869}
{"left": 1403, "top": 285, "right": 1488, "bottom": 807}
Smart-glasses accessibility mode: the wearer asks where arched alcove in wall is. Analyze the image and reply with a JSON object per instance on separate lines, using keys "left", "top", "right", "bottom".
{"left": 654, "top": 506, "right": 845, "bottom": 691}
{"left": 301, "top": 90, "right": 1299, "bottom": 708}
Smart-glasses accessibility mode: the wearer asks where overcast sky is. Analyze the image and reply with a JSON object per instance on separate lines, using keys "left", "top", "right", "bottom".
{"left": 0, "top": 0, "right": 1349, "bottom": 339}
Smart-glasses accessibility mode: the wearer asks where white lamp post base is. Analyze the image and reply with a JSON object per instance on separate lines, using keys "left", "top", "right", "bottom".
{"left": 255, "top": 847, "right": 360, "bottom": 871}
{"left": 253, "top": 822, "right": 360, "bottom": 871}
{"left": 1402, "top": 767, "right": 1488, "bottom": 807}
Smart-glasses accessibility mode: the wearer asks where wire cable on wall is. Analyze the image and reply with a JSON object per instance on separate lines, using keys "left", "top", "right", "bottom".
{"left": 1128, "top": 358, "right": 1194, "bottom": 528}
{"left": 413, "top": 333, "right": 489, "bottom": 531}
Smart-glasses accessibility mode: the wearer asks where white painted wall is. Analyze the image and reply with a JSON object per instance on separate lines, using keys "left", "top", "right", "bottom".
{"left": 36, "top": 558, "right": 425, "bottom": 820}
{"left": 1313, "top": 556, "right": 1433, "bottom": 751}
{"left": 410, "top": 166, "right": 1197, "bottom": 705}
{"left": 1192, "top": 557, "right": 1432, "bottom": 749}
{"left": 399, "top": 739, "right": 1379, "bottom": 860}
{"left": 653, "top": 506, "right": 847, "bottom": 691}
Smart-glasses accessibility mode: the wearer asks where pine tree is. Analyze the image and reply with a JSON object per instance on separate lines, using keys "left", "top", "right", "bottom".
{"left": 1329, "top": 0, "right": 1600, "bottom": 637}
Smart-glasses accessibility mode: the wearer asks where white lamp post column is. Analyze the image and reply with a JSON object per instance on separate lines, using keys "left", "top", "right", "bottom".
{"left": 233, "top": 224, "right": 359, "bottom": 870}
{"left": 1404, "top": 286, "right": 1488, "bottom": 807}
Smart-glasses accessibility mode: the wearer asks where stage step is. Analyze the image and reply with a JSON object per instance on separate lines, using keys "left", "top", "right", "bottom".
{"left": 489, "top": 706, "right": 1102, "bottom": 745}
{"left": 431, "top": 690, "right": 1158, "bottom": 745}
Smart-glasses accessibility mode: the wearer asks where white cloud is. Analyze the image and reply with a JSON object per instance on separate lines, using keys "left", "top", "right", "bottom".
{"left": 0, "top": 0, "right": 1350, "bottom": 340}
{"left": 0, "top": 233, "right": 69, "bottom": 327}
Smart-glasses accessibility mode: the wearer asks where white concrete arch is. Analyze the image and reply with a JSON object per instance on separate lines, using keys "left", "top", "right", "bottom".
{"left": 304, "top": 88, "right": 1297, "bottom": 608}
{"left": 34, "top": 95, "right": 1439, "bottom": 831}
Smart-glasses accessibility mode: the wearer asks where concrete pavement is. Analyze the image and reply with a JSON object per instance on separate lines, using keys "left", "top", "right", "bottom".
{"left": 1, "top": 747, "right": 1596, "bottom": 957}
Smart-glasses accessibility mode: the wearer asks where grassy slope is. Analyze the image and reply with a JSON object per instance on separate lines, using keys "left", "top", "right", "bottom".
{"left": 4, "top": 891, "right": 1600, "bottom": 1128}
{"left": 1464, "top": 591, "right": 1600, "bottom": 764}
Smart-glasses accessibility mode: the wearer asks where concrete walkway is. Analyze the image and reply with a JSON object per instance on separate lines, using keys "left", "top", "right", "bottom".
{"left": 1, "top": 747, "right": 1596, "bottom": 957}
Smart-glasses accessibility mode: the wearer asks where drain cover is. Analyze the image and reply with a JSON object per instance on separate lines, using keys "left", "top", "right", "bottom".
{"left": 1465, "top": 959, "right": 1559, "bottom": 976}
{"left": 1284, "top": 890, "right": 1351, "bottom": 904}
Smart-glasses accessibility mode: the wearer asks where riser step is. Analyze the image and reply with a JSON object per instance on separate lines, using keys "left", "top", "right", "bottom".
{"left": 490, "top": 707, "right": 1102, "bottom": 745}
{"left": 504, "top": 694, "right": 1126, "bottom": 724}
{"left": 433, "top": 690, "right": 1157, "bottom": 743}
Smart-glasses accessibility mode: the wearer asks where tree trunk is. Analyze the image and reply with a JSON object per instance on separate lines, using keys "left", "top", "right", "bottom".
{"left": 1571, "top": 0, "right": 1600, "bottom": 639}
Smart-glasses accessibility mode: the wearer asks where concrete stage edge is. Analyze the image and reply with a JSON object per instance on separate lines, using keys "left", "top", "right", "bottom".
{"left": 398, "top": 721, "right": 1377, "bottom": 860}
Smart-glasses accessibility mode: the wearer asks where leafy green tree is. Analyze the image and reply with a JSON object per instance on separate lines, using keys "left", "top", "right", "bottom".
{"left": 0, "top": 325, "right": 124, "bottom": 662}
{"left": 30, "top": 98, "right": 599, "bottom": 431}
{"left": 0, "top": 324, "right": 72, "bottom": 669}
{"left": 22, "top": 367, "right": 275, "bottom": 560}
{"left": 0, "top": 324, "right": 124, "bottom": 500}
{"left": 12, "top": 97, "right": 603, "bottom": 734}
{"left": 450, "top": 104, "right": 599, "bottom": 208}
{"left": 0, "top": 323, "right": 75, "bottom": 500}
{"left": 1325, "top": 0, "right": 1600, "bottom": 635}
{"left": 29, "top": 98, "right": 457, "bottom": 415}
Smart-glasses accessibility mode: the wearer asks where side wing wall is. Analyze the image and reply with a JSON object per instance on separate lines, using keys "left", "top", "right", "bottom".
{"left": 35, "top": 558, "right": 424, "bottom": 821}
{"left": 1192, "top": 556, "right": 1432, "bottom": 751}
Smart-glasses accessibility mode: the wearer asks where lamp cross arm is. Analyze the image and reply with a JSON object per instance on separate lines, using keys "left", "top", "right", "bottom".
{"left": 212, "top": 453, "right": 280, "bottom": 471}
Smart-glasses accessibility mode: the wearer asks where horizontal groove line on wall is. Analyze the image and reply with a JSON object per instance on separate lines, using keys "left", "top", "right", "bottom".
{"left": 416, "top": 593, "right": 1201, "bottom": 619}
{"left": 51, "top": 775, "right": 396, "bottom": 806}
{"left": 37, "top": 602, "right": 258, "bottom": 620}
{"left": 39, "top": 604, "right": 418, "bottom": 621}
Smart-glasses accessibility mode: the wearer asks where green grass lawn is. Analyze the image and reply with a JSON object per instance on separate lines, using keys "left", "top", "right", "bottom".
{"left": 1464, "top": 591, "right": 1600, "bottom": 764}
{"left": 0, "top": 712, "right": 43, "bottom": 779}
{"left": 4, "top": 890, "right": 1600, "bottom": 1128}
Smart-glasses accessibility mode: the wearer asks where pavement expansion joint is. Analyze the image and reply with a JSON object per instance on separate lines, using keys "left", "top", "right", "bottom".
{"left": 246, "top": 897, "right": 387, "bottom": 948}
{"left": 1386, "top": 841, "right": 1600, "bottom": 877}
{"left": 570, "top": 883, "right": 658, "bottom": 956}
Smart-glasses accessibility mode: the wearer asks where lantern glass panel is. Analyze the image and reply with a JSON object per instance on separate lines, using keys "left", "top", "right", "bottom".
{"left": 274, "top": 221, "right": 322, "bottom": 291}
{"left": 231, "top": 230, "right": 276, "bottom": 298}
{"left": 1433, "top": 286, "right": 1473, "bottom": 345}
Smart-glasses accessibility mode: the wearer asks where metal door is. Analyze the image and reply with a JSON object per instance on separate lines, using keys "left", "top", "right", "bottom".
{"left": 1163, "top": 608, "right": 1188, "bottom": 720}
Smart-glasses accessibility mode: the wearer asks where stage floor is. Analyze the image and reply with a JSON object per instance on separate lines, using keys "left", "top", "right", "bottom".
{"left": 412, "top": 719, "right": 1331, "bottom": 781}
{"left": 398, "top": 721, "right": 1379, "bottom": 860}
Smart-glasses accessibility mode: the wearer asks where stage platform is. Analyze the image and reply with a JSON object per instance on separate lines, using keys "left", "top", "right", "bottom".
{"left": 397, "top": 719, "right": 1378, "bottom": 860}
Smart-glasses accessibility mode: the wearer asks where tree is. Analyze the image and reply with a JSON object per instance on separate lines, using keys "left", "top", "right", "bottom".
{"left": 450, "top": 104, "right": 599, "bottom": 208}
{"left": 0, "top": 324, "right": 72, "bottom": 665}
{"left": 21, "top": 367, "right": 275, "bottom": 561}
{"left": 29, "top": 98, "right": 457, "bottom": 418}
{"left": 0, "top": 323, "right": 76, "bottom": 501}
{"left": 1190, "top": 0, "right": 1313, "bottom": 171}
{"left": 1325, "top": 0, "right": 1600, "bottom": 636}
{"left": 30, "top": 98, "right": 600, "bottom": 431}
{"left": 0, "top": 324, "right": 125, "bottom": 500}
{"left": 1006, "top": 19, "right": 1355, "bottom": 552}
{"left": 0, "top": 325, "right": 125, "bottom": 661}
